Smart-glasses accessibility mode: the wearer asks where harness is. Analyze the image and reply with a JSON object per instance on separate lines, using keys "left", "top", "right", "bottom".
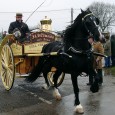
{"left": 68, "top": 46, "right": 92, "bottom": 63}
{"left": 68, "top": 46, "right": 91, "bottom": 55}
{"left": 68, "top": 46, "right": 106, "bottom": 57}
{"left": 82, "top": 13, "right": 98, "bottom": 35}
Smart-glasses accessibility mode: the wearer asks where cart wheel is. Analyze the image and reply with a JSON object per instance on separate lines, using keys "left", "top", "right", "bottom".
{"left": 48, "top": 72, "right": 65, "bottom": 87}
{"left": 0, "top": 44, "right": 15, "bottom": 90}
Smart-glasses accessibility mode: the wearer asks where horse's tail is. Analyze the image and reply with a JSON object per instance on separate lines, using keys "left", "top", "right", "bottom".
{"left": 25, "top": 56, "right": 45, "bottom": 82}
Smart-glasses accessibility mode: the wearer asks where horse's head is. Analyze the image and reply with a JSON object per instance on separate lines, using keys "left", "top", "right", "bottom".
{"left": 81, "top": 8, "right": 101, "bottom": 41}
{"left": 64, "top": 8, "right": 102, "bottom": 51}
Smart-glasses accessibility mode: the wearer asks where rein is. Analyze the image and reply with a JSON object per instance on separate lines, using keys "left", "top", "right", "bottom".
{"left": 68, "top": 46, "right": 92, "bottom": 55}
{"left": 82, "top": 13, "right": 93, "bottom": 34}
{"left": 68, "top": 46, "right": 106, "bottom": 57}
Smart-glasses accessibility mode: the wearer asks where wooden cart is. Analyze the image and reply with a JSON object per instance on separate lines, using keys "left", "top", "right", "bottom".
{"left": 0, "top": 32, "right": 65, "bottom": 90}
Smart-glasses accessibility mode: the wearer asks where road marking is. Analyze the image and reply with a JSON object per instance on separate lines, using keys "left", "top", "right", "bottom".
{"left": 39, "top": 97, "right": 52, "bottom": 104}
{"left": 15, "top": 85, "right": 52, "bottom": 105}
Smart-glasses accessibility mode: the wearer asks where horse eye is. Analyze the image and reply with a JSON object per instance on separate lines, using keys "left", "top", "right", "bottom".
{"left": 96, "top": 18, "right": 99, "bottom": 25}
{"left": 90, "top": 16, "right": 95, "bottom": 21}
{"left": 90, "top": 16, "right": 99, "bottom": 25}
{"left": 90, "top": 17, "right": 93, "bottom": 20}
{"left": 85, "top": 17, "right": 91, "bottom": 22}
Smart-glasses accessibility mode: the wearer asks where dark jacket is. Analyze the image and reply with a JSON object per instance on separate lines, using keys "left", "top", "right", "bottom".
{"left": 104, "top": 39, "right": 111, "bottom": 56}
{"left": 111, "top": 37, "right": 115, "bottom": 56}
{"left": 8, "top": 21, "right": 30, "bottom": 39}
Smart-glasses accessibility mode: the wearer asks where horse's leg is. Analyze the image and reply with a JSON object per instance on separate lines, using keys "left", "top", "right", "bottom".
{"left": 89, "top": 69, "right": 99, "bottom": 93}
{"left": 42, "top": 71, "right": 51, "bottom": 90}
{"left": 71, "top": 74, "right": 84, "bottom": 114}
{"left": 53, "top": 70, "right": 62, "bottom": 100}
{"left": 42, "top": 66, "right": 51, "bottom": 90}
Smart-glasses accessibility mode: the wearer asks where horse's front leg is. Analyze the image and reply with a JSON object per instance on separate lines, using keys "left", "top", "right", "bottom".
{"left": 71, "top": 74, "right": 84, "bottom": 114}
{"left": 53, "top": 70, "right": 62, "bottom": 100}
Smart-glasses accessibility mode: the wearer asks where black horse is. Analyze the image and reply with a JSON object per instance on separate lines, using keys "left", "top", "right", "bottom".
{"left": 26, "top": 9, "right": 102, "bottom": 113}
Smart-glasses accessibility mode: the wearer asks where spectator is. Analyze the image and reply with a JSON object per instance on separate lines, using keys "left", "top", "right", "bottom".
{"left": 104, "top": 35, "right": 111, "bottom": 67}
{"left": 8, "top": 13, "right": 30, "bottom": 42}
{"left": 87, "top": 35, "right": 104, "bottom": 85}
{"left": 111, "top": 35, "right": 115, "bottom": 66}
{"left": 2, "top": 31, "right": 7, "bottom": 39}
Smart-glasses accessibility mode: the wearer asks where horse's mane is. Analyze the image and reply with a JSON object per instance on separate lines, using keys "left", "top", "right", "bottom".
{"left": 63, "top": 9, "right": 92, "bottom": 51}
{"left": 64, "top": 9, "right": 92, "bottom": 43}
{"left": 63, "top": 12, "right": 85, "bottom": 51}
{"left": 64, "top": 13, "right": 82, "bottom": 42}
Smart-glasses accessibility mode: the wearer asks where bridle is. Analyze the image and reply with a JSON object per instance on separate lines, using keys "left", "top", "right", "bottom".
{"left": 72, "top": 13, "right": 99, "bottom": 41}
{"left": 82, "top": 13, "right": 99, "bottom": 35}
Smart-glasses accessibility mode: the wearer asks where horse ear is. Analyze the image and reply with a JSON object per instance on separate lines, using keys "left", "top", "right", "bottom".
{"left": 87, "top": 8, "right": 90, "bottom": 12}
{"left": 81, "top": 9, "right": 84, "bottom": 13}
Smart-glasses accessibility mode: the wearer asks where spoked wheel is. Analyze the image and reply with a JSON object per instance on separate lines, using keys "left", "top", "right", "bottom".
{"left": 48, "top": 72, "right": 65, "bottom": 87}
{"left": 0, "top": 44, "right": 15, "bottom": 90}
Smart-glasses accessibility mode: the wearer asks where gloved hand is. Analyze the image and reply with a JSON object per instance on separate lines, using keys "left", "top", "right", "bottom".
{"left": 13, "top": 28, "right": 21, "bottom": 39}
{"left": 13, "top": 31, "right": 21, "bottom": 38}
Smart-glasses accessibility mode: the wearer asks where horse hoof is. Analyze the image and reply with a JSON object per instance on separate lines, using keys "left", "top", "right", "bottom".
{"left": 55, "top": 94, "right": 62, "bottom": 100}
{"left": 74, "top": 104, "right": 84, "bottom": 114}
{"left": 53, "top": 88, "right": 62, "bottom": 100}
{"left": 42, "top": 84, "right": 50, "bottom": 90}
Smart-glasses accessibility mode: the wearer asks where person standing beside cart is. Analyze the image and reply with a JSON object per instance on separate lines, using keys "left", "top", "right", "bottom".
{"left": 110, "top": 35, "right": 115, "bottom": 66}
{"left": 87, "top": 35, "right": 104, "bottom": 86}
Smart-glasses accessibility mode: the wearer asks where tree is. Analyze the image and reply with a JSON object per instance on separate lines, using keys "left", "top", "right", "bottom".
{"left": 88, "top": 2, "right": 115, "bottom": 32}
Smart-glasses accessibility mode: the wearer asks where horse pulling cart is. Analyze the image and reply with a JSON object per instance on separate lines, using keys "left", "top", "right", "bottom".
{"left": 0, "top": 31, "right": 65, "bottom": 90}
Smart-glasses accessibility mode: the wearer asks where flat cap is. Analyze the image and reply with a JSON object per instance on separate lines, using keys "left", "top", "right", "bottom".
{"left": 16, "top": 13, "right": 23, "bottom": 17}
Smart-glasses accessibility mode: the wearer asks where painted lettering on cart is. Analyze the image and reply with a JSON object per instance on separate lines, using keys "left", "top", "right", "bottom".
{"left": 30, "top": 32, "right": 55, "bottom": 43}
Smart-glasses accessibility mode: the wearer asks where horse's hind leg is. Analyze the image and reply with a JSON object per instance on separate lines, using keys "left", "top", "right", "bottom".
{"left": 42, "top": 67, "right": 51, "bottom": 90}
{"left": 53, "top": 70, "right": 62, "bottom": 100}
{"left": 71, "top": 74, "right": 84, "bottom": 114}
{"left": 42, "top": 72, "right": 51, "bottom": 90}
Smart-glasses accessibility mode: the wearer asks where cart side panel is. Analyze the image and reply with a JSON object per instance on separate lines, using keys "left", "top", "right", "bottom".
{"left": 14, "top": 56, "right": 39, "bottom": 74}
{"left": 24, "top": 41, "right": 48, "bottom": 54}
{"left": 11, "top": 43, "right": 23, "bottom": 56}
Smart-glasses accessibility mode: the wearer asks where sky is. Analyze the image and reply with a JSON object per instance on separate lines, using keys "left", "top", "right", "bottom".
{"left": 0, "top": 0, "right": 115, "bottom": 33}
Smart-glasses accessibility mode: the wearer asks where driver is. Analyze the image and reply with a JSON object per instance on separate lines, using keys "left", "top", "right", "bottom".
{"left": 8, "top": 13, "right": 30, "bottom": 42}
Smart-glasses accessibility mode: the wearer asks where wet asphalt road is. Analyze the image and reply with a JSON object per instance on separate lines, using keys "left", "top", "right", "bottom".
{"left": 0, "top": 68, "right": 115, "bottom": 115}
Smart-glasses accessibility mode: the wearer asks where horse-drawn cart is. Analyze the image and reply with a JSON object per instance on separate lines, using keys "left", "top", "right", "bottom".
{"left": 0, "top": 32, "right": 65, "bottom": 90}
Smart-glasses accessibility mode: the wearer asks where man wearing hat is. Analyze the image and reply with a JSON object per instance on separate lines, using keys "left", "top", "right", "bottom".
{"left": 104, "top": 35, "right": 111, "bottom": 67}
{"left": 8, "top": 13, "right": 30, "bottom": 42}
{"left": 87, "top": 35, "right": 104, "bottom": 86}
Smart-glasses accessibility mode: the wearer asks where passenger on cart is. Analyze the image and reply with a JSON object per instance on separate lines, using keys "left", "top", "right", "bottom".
{"left": 8, "top": 13, "right": 30, "bottom": 43}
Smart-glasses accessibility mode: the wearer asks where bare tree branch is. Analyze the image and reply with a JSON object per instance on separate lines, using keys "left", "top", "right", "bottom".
{"left": 88, "top": 2, "right": 115, "bottom": 32}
